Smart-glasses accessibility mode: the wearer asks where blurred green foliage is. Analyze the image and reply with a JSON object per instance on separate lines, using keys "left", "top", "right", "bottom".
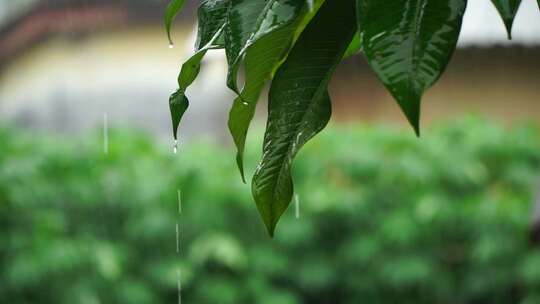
{"left": 1, "top": 118, "right": 540, "bottom": 303}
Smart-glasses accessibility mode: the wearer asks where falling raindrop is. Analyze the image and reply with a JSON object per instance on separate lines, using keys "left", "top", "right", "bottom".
{"left": 103, "top": 112, "right": 108, "bottom": 155}
{"left": 176, "top": 222, "right": 180, "bottom": 254}
{"left": 173, "top": 139, "right": 178, "bottom": 154}
{"left": 294, "top": 194, "right": 300, "bottom": 219}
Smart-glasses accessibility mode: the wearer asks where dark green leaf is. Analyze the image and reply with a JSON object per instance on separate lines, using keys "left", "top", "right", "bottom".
{"left": 225, "top": 0, "right": 269, "bottom": 93}
{"left": 169, "top": 0, "right": 230, "bottom": 140}
{"left": 164, "top": 0, "right": 187, "bottom": 45}
{"left": 195, "top": 0, "right": 231, "bottom": 50}
{"left": 227, "top": 0, "right": 306, "bottom": 182}
{"left": 169, "top": 24, "right": 226, "bottom": 140}
{"left": 252, "top": 0, "right": 357, "bottom": 236}
{"left": 491, "top": 0, "right": 522, "bottom": 39}
{"left": 357, "top": 0, "right": 467, "bottom": 135}
{"left": 344, "top": 31, "right": 363, "bottom": 59}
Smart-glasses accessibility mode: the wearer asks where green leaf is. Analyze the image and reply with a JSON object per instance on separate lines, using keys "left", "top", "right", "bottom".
{"left": 227, "top": 0, "right": 306, "bottom": 182}
{"left": 195, "top": 0, "right": 231, "bottom": 50}
{"left": 344, "top": 31, "right": 363, "bottom": 59}
{"left": 164, "top": 0, "right": 187, "bottom": 45}
{"left": 169, "top": 24, "right": 227, "bottom": 140}
{"left": 224, "top": 0, "right": 270, "bottom": 93}
{"left": 251, "top": 0, "right": 357, "bottom": 236}
{"left": 491, "top": 0, "right": 522, "bottom": 39}
{"left": 357, "top": 0, "right": 467, "bottom": 135}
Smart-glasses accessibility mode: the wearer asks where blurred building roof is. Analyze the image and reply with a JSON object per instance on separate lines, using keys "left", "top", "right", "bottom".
{"left": 0, "top": 0, "right": 197, "bottom": 65}
{"left": 0, "top": 0, "right": 539, "bottom": 66}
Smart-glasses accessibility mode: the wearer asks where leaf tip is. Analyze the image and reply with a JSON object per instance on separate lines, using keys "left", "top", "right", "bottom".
{"left": 414, "top": 126, "right": 421, "bottom": 138}
{"left": 265, "top": 223, "right": 276, "bottom": 238}
{"left": 398, "top": 94, "right": 421, "bottom": 138}
{"left": 236, "top": 157, "right": 247, "bottom": 184}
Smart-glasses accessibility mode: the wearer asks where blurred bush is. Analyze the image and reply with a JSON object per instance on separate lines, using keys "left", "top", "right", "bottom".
{"left": 1, "top": 118, "right": 540, "bottom": 303}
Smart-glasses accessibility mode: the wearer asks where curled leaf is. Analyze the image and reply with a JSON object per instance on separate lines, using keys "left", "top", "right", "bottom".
{"left": 169, "top": 0, "right": 230, "bottom": 140}
{"left": 224, "top": 0, "right": 269, "bottom": 93}
{"left": 164, "top": 0, "right": 187, "bottom": 45}
{"left": 227, "top": 0, "right": 306, "bottom": 181}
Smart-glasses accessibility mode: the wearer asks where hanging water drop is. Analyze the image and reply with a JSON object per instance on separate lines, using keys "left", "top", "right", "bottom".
{"left": 169, "top": 43, "right": 175, "bottom": 49}
{"left": 294, "top": 194, "right": 300, "bottom": 219}
{"left": 173, "top": 139, "right": 178, "bottom": 154}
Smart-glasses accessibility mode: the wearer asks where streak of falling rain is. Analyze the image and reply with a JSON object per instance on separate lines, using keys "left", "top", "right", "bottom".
{"left": 103, "top": 112, "right": 108, "bottom": 154}
{"left": 176, "top": 189, "right": 182, "bottom": 304}
{"left": 175, "top": 222, "right": 180, "bottom": 254}
{"left": 295, "top": 194, "right": 300, "bottom": 219}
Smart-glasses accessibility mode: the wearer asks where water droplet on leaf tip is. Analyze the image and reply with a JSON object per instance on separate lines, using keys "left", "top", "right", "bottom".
{"left": 173, "top": 139, "right": 178, "bottom": 154}
{"left": 169, "top": 43, "right": 174, "bottom": 49}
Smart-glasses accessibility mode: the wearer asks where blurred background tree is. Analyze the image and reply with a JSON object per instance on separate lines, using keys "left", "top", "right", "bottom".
{"left": 1, "top": 118, "right": 540, "bottom": 303}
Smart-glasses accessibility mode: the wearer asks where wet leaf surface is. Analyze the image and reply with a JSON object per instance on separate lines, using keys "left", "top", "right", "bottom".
{"left": 357, "top": 0, "right": 467, "bottom": 135}
{"left": 252, "top": 0, "right": 357, "bottom": 236}
{"left": 227, "top": 0, "right": 306, "bottom": 181}
{"left": 169, "top": 1, "right": 229, "bottom": 140}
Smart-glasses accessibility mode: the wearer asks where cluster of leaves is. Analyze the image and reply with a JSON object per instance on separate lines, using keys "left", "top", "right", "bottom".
{"left": 2, "top": 119, "right": 540, "bottom": 303}
{"left": 165, "top": 0, "right": 538, "bottom": 235}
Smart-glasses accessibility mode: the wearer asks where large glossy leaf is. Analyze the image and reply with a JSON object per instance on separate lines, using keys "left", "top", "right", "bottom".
{"left": 169, "top": 1, "right": 228, "bottom": 140}
{"left": 491, "top": 0, "right": 522, "bottom": 39}
{"left": 252, "top": 0, "right": 357, "bottom": 236}
{"left": 164, "top": 0, "right": 187, "bottom": 45}
{"left": 225, "top": 0, "right": 270, "bottom": 93}
{"left": 357, "top": 0, "right": 467, "bottom": 135}
{"left": 195, "top": 0, "right": 230, "bottom": 50}
{"left": 227, "top": 0, "right": 306, "bottom": 182}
